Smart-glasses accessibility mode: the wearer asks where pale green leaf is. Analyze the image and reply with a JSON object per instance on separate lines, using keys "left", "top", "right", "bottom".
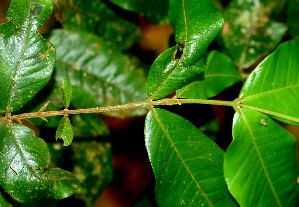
{"left": 56, "top": 116, "right": 74, "bottom": 146}
{"left": 224, "top": 108, "right": 298, "bottom": 206}
{"left": 59, "top": 79, "right": 72, "bottom": 108}
{"left": 145, "top": 108, "right": 237, "bottom": 206}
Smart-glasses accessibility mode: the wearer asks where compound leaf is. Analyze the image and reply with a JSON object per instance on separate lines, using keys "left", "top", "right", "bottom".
{"left": 0, "top": 0, "right": 55, "bottom": 112}
{"left": 239, "top": 40, "right": 299, "bottom": 125}
{"left": 177, "top": 51, "right": 242, "bottom": 99}
{"left": 145, "top": 108, "right": 237, "bottom": 206}
{"left": 224, "top": 109, "right": 298, "bottom": 206}
{"left": 0, "top": 124, "right": 80, "bottom": 203}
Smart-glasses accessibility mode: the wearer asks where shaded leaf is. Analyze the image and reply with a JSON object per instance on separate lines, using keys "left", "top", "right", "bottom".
{"left": 177, "top": 51, "right": 242, "bottom": 99}
{"left": 59, "top": 79, "right": 72, "bottom": 108}
{"left": 146, "top": 46, "right": 205, "bottom": 100}
{"left": 56, "top": 116, "right": 74, "bottom": 146}
{"left": 287, "top": 0, "right": 299, "bottom": 40}
{"left": 0, "top": 191, "right": 11, "bottom": 207}
{"left": 0, "top": 0, "right": 56, "bottom": 112}
{"left": 220, "top": 0, "right": 287, "bottom": 68}
{"left": 71, "top": 141, "right": 113, "bottom": 207}
{"left": 49, "top": 29, "right": 148, "bottom": 117}
{"left": 54, "top": 0, "right": 141, "bottom": 50}
{"left": 145, "top": 108, "right": 237, "bottom": 206}
{"left": 168, "top": 0, "right": 223, "bottom": 67}
{"left": 239, "top": 40, "right": 299, "bottom": 125}
{"left": 0, "top": 124, "right": 80, "bottom": 202}
{"left": 224, "top": 108, "right": 298, "bottom": 206}
{"left": 109, "top": 0, "right": 169, "bottom": 24}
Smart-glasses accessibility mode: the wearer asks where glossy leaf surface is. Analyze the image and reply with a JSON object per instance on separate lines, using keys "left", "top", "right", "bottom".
{"left": 56, "top": 116, "right": 74, "bottom": 146}
{"left": 224, "top": 109, "right": 298, "bottom": 206}
{"left": 169, "top": 0, "right": 223, "bottom": 67}
{"left": 59, "top": 79, "right": 72, "bottom": 108}
{"left": 146, "top": 46, "right": 205, "bottom": 100}
{"left": 220, "top": 0, "right": 287, "bottom": 68}
{"left": 145, "top": 108, "right": 237, "bottom": 206}
{"left": 0, "top": 124, "right": 80, "bottom": 202}
{"left": 109, "top": 0, "right": 169, "bottom": 24}
{"left": 177, "top": 51, "right": 242, "bottom": 99}
{"left": 240, "top": 40, "right": 299, "bottom": 124}
{"left": 287, "top": 0, "right": 299, "bottom": 40}
{"left": 54, "top": 0, "right": 140, "bottom": 50}
{"left": 0, "top": 0, "right": 55, "bottom": 112}
{"left": 49, "top": 29, "right": 148, "bottom": 117}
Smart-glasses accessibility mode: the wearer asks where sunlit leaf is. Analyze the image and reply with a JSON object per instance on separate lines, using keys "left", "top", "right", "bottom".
{"left": 220, "top": 0, "right": 287, "bottom": 69}
{"left": 54, "top": 0, "right": 141, "bottom": 50}
{"left": 169, "top": 0, "right": 223, "bottom": 67}
{"left": 239, "top": 40, "right": 299, "bottom": 125}
{"left": 56, "top": 116, "right": 74, "bottom": 146}
{"left": 287, "top": 0, "right": 299, "bottom": 40}
{"left": 108, "top": 0, "right": 169, "bottom": 24}
{"left": 177, "top": 51, "right": 242, "bottom": 99}
{"left": 59, "top": 79, "right": 72, "bottom": 108}
{"left": 49, "top": 29, "right": 148, "bottom": 117}
{"left": 0, "top": 124, "right": 80, "bottom": 202}
{"left": 0, "top": 0, "right": 55, "bottom": 112}
{"left": 224, "top": 108, "right": 298, "bottom": 206}
{"left": 145, "top": 108, "right": 237, "bottom": 206}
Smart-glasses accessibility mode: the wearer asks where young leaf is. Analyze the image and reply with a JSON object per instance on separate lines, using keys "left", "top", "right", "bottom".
{"left": 224, "top": 109, "right": 298, "bottom": 206}
{"left": 0, "top": 0, "right": 56, "bottom": 112}
{"left": 145, "top": 108, "right": 237, "bottom": 206}
{"left": 287, "top": 0, "right": 299, "bottom": 40}
{"left": 0, "top": 124, "right": 80, "bottom": 202}
{"left": 56, "top": 116, "right": 74, "bottom": 146}
{"left": 177, "top": 51, "right": 242, "bottom": 99}
{"left": 239, "top": 40, "right": 299, "bottom": 125}
{"left": 108, "top": 0, "right": 169, "bottom": 24}
{"left": 220, "top": 0, "right": 287, "bottom": 69}
{"left": 168, "top": 0, "right": 223, "bottom": 67}
{"left": 146, "top": 46, "right": 205, "bottom": 100}
{"left": 49, "top": 29, "right": 148, "bottom": 117}
{"left": 54, "top": 0, "right": 141, "bottom": 50}
{"left": 59, "top": 79, "right": 72, "bottom": 108}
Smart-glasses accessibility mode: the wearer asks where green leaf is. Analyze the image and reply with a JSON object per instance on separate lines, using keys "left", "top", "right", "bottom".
{"left": 224, "top": 108, "right": 298, "bottom": 206}
{"left": 54, "top": 0, "right": 141, "bottom": 50}
{"left": 146, "top": 46, "right": 205, "bottom": 100}
{"left": 177, "top": 51, "right": 242, "bottom": 99}
{"left": 168, "top": 0, "right": 223, "bottom": 67}
{"left": 59, "top": 79, "right": 72, "bottom": 108}
{"left": 71, "top": 141, "right": 113, "bottom": 207}
{"left": 0, "top": 191, "right": 12, "bottom": 207}
{"left": 0, "top": 0, "right": 55, "bottom": 112}
{"left": 49, "top": 29, "right": 148, "bottom": 117}
{"left": 145, "top": 108, "right": 237, "bottom": 206}
{"left": 239, "top": 40, "right": 299, "bottom": 125}
{"left": 220, "top": 0, "right": 287, "bottom": 69}
{"left": 109, "top": 0, "right": 169, "bottom": 24}
{"left": 287, "top": 0, "right": 299, "bottom": 40}
{"left": 56, "top": 116, "right": 74, "bottom": 146}
{"left": 0, "top": 124, "right": 80, "bottom": 202}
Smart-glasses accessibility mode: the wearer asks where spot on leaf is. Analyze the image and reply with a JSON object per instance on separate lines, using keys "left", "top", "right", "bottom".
{"left": 31, "top": 4, "right": 43, "bottom": 16}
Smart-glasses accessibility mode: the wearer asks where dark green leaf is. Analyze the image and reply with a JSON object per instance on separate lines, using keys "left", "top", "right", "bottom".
{"left": 177, "top": 51, "right": 242, "bottom": 99}
{"left": 0, "top": 0, "right": 55, "bottom": 112}
{"left": 0, "top": 124, "right": 80, "bottom": 202}
{"left": 71, "top": 141, "right": 113, "bottom": 207}
{"left": 146, "top": 46, "right": 205, "bottom": 100}
{"left": 220, "top": 0, "right": 287, "bottom": 68}
{"left": 287, "top": 0, "right": 299, "bottom": 40}
{"left": 54, "top": 0, "right": 141, "bottom": 50}
{"left": 239, "top": 40, "right": 299, "bottom": 125}
{"left": 56, "top": 116, "right": 74, "bottom": 146}
{"left": 59, "top": 79, "right": 72, "bottom": 108}
{"left": 0, "top": 191, "right": 11, "bottom": 207}
{"left": 224, "top": 108, "right": 298, "bottom": 206}
{"left": 49, "top": 29, "right": 148, "bottom": 117}
{"left": 145, "top": 108, "right": 237, "bottom": 206}
{"left": 168, "top": 0, "right": 223, "bottom": 67}
{"left": 109, "top": 0, "right": 169, "bottom": 24}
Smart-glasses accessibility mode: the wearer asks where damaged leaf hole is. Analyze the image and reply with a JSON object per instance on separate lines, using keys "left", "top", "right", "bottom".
{"left": 174, "top": 43, "right": 185, "bottom": 61}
